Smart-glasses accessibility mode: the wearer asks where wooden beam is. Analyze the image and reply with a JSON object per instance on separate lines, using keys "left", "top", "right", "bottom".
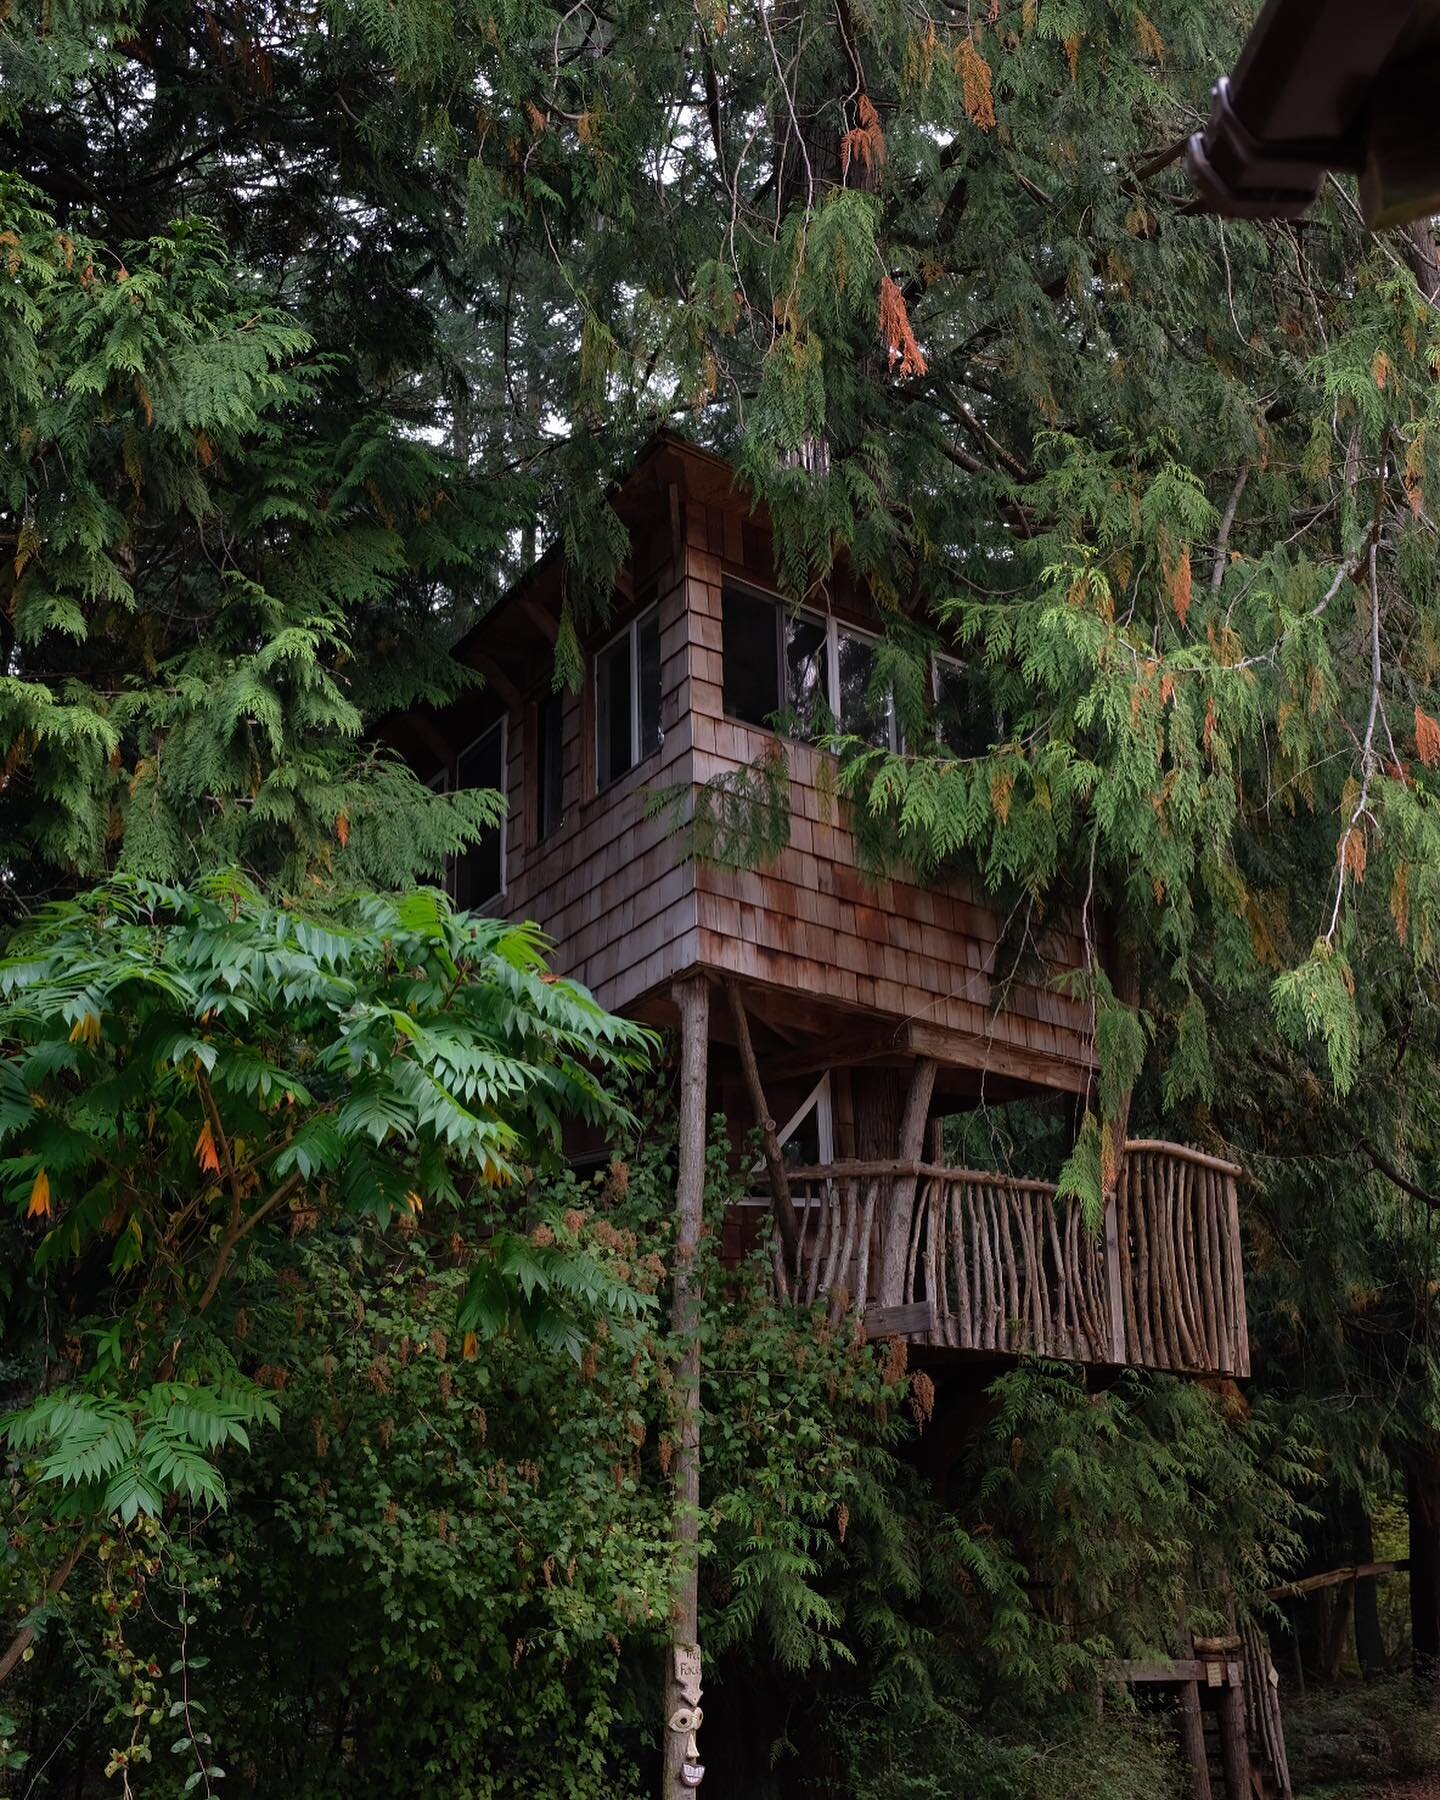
{"left": 755, "top": 1030, "right": 907, "bottom": 1085}
{"left": 470, "top": 652, "right": 522, "bottom": 712}
{"left": 1104, "top": 1658, "right": 1244, "bottom": 1685}
{"left": 518, "top": 594, "right": 559, "bottom": 644}
{"left": 1264, "top": 1559, "right": 1405, "bottom": 1599}
{"left": 724, "top": 979, "right": 800, "bottom": 1279}
{"left": 663, "top": 975, "right": 710, "bottom": 1800}
{"left": 863, "top": 1301, "right": 936, "bottom": 1340}
{"left": 903, "top": 1018, "right": 1095, "bottom": 1095}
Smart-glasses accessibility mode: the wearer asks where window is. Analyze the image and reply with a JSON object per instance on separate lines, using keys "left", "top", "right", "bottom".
{"left": 596, "top": 605, "right": 661, "bottom": 789}
{"left": 721, "top": 582, "right": 897, "bottom": 749}
{"left": 536, "top": 690, "right": 565, "bottom": 841}
{"left": 722, "top": 585, "right": 781, "bottom": 726}
{"left": 931, "top": 654, "right": 990, "bottom": 755}
{"left": 451, "top": 720, "right": 506, "bottom": 909}
{"left": 743, "top": 1074, "right": 834, "bottom": 1203}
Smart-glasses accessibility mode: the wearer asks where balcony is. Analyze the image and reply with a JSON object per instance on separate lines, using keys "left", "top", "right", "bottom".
{"left": 778, "top": 1140, "right": 1250, "bottom": 1378}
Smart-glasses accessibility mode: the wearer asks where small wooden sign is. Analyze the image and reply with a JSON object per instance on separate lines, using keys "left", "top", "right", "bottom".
{"left": 674, "top": 1645, "right": 702, "bottom": 1705}
{"left": 1205, "top": 1660, "right": 1224, "bottom": 1689}
{"left": 862, "top": 1301, "right": 936, "bottom": 1340}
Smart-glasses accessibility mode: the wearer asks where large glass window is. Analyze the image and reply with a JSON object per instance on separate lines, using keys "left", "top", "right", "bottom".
{"left": 596, "top": 605, "right": 661, "bottom": 789}
{"left": 451, "top": 721, "right": 506, "bottom": 909}
{"left": 932, "top": 654, "right": 988, "bottom": 755}
{"left": 836, "top": 626, "right": 892, "bottom": 746}
{"left": 721, "top": 582, "right": 896, "bottom": 749}
{"left": 722, "top": 585, "right": 781, "bottom": 726}
{"left": 783, "top": 612, "right": 830, "bottom": 733}
{"left": 536, "top": 690, "right": 565, "bottom": 841}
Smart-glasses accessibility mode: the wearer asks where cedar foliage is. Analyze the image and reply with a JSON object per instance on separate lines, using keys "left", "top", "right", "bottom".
{"left": 10, "top": 0, "right": 1440, "bottom": 1791}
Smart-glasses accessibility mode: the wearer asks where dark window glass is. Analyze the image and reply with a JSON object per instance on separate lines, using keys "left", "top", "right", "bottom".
{"left": 452, "top": 723, "right": 505, "bottom": 908}
{"left": 638, "top": 609, "right": 662, "bottom": 757}
{"left": 536, "top": 691, "right": 564, "bottom": 840}
{"left": 933, "top": 658, "right": 988, "bottom": 755}
{"left": 836, "top": 628, "right": 890, "bottom": 747}
{"left": 596, "top": 631, "right": 633, "bottom": 788}
{"left": 722, "top": 586, "right": 781, "bottom": 726}
{"left": 784, "top": 612, "right": 829, "bottom": 731}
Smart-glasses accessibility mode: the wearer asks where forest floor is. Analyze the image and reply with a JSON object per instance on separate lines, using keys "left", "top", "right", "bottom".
{"left": 1309, "top": 1768, "right": 1440, "bottom": 1796}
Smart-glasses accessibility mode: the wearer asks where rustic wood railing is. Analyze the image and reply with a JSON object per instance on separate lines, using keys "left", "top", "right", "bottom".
{"left": 777, "top": 1140, "right": 1249, "bottom": 1377}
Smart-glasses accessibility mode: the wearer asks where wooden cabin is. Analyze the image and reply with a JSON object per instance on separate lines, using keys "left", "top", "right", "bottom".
{"left": 390, "top": 434, "right": 1250, "bottom": 1382}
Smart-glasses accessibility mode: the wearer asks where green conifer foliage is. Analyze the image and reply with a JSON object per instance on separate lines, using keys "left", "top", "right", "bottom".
{"left": 1, "top": 179, "right": 512, "bottom": 896}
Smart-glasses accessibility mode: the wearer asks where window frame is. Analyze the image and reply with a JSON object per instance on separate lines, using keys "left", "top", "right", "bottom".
{"left": 534, "top": 688, "right": 566, "bottom": 844}
{"left": 450, "top": 717, "right": 508, "bottom": 909}
{"left": 743, "top": 1072, "right": 834, "bottom": 1202}
{"left": 931, "top": 649, "right": 986, "bottom": 756}
{"left": 594, "top": 602, "right": 662, "bottom": 792}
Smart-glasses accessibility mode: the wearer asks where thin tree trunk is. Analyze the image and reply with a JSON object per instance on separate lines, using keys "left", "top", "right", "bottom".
{"left": 663, "top": 975, "right": 710, "bottom": 1799}
{"left": 1217, "top": 1676, "right": 1250, "bottom": 1799}
{"left": 877, "top": 1058, "right": 937, "bottom": 1305}
{"left": 1177, "top": 1679, "right": 1213, "bottom": 1800}
{"left": 1349, "top": 1492, "right": 1387, "bottom": 1680}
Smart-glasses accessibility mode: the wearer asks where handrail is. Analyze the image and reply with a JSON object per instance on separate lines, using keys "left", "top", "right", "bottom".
{"left": 784, "top": 1160, "right": 1059, "bottom": 1193}
{"left": 773, "top": 1140, "right": 1249, "bottom": 1378}
{"left": 1121, "top": 1139, "right": 1245, "bottom": 1179}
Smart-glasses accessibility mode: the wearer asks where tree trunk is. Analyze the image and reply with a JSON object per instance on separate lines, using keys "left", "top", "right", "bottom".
{"left": 876, "top": 1057, "right": 937, "bottom": 1306}
{"left": 1177, "top": 1679, "right": 1213, "bottom": 1800}
{"left": 1407, "top": 1440, "right": 1440, "bottom": 1696}
{"left": 663, "top": 976, "right": 710, "bottom": 1798}
{"left": 1400, "top": 219, "right": 1440, "bottom": 304}
{"left": 1217, "top": 1675, "right": 1250, "bottom": 1800}
{"left": 1349, "top": 1491, "right": 1387, "bottom": 1681}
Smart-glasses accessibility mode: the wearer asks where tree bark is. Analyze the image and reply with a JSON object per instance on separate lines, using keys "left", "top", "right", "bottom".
{"left": 1349, "top": 1492, "right": 1387, "bottom": 1681}
{"left": 663, "top": 975, "right": 710, "bottom": 1799}
{"left": 1217, "top": 1675, "right": 1250, "bottom": 1800}
{"left": 876, "top": 1057, "right": 937, "bottom": 1305}
{"left": 1400, "top": 219, "right": 1440, "bottom": 304}
{"left": 0, "top": 1532, "right": 88, "bottom": 1689}
{"left": 1176, "top": 1679, "right": 1213, "bottom": 1800}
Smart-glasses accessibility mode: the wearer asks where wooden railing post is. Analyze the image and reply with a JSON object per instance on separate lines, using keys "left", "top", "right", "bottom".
{"left": 876, "top": 1058, "right": 936, "bottom": 1306}
{"left": 1102, "top": 1182, "right": 1128, "bottom": 1367}
{"left": 1177, "top": 1678, "right": 1213, "bottom": 1800}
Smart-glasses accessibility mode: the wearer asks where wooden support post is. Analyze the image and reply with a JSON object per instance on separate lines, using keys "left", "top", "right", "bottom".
{"left": 724, "top": 979, "right": 800, "bottom": 1279}
{"left": 1102, "top": 1188, "right": 1128, "bottom": 1365}
{"left": 1177, "top": 1680, "right": 1212, "bottom": 1800}
{"left": 877, "top": 1057, "right": 937, "bottom": 1306}
{"left": 664, "top": 975, "right": 710, "bottom": 1799}
{"left": 1217, "top": 1671, "right": 1250, "bottom": 1800}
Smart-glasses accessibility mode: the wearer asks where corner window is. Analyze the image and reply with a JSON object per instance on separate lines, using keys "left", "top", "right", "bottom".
{"left": 596, "top": 605, "right": 661, "bottom": 789}
{"left": 722, "top": 585, "right": 782, "bottom": 726}
{"left": 721, "top": 582, "right": 897, "bottom": 749}
{"left": 536, "top": 690, "right": 565, "bottom": 841}
{"left": 451, "top": 720, "right": 506, "bottom": 909}
{"left": 932, "top": 654, "right": 990, "bottom": 755}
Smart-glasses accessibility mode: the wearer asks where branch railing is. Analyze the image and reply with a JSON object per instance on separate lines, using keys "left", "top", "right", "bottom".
{"left": 775, "top": 1141, "right": 1248, "bottom": 1377}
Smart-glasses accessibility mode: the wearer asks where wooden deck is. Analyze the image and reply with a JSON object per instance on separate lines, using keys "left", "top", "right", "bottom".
{"left": 778, "top": 1140, "right": 1250, "bottom": 1377}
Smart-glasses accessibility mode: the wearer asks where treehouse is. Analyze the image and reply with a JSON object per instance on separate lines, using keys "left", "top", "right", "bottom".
{"left": 389, "top": 434, "right": 1250, "bottom": 1382}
